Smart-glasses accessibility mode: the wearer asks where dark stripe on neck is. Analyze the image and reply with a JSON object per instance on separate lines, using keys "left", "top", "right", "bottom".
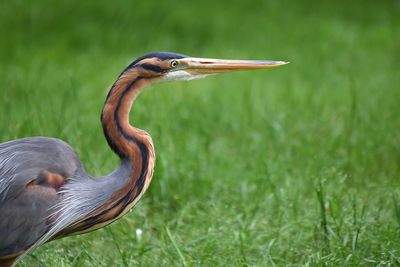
{"left": 63, "top": 194, "right": 132, "bottom": 235}
{"left": 102, "top": 67, "right": 138, "bottom": 105}
{"left": 140, "top": 63, "right": 166, "bottom": 73}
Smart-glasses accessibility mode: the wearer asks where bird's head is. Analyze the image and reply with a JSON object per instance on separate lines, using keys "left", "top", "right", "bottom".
{"left": 125, "top": 52, "right": 288, "bottom": 82}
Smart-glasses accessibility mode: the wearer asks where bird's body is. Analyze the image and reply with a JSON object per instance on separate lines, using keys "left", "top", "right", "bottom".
{"left": 0, "top": 52, "right": 286, "bottom": 266}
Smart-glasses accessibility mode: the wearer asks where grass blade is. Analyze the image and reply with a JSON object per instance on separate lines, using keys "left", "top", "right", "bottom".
{"left": 166, "top": 227, "right": 187, "bottom": 267}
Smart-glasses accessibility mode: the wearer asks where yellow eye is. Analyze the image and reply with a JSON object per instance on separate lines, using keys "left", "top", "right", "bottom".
{"left": 170, "top": 60, "right": 179, "bottom": 68}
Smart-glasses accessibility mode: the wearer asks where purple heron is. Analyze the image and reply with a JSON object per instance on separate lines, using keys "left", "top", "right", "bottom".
{"left": 0, "top": 52, "right": 287, "bottom": 266}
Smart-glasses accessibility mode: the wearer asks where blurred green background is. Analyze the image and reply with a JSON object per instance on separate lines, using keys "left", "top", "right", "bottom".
{"left": 0, "top": 0, "right": 399, "bottom": 266}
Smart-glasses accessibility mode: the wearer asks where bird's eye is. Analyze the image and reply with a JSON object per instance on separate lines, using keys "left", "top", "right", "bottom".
{"left": 170, "top": 60, "right": 179, "bottom": 68}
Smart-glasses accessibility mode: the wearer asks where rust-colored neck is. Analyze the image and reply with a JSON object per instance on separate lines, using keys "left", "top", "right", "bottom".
{"left": 61, "top": 69, "right": 156, "bottom": 235}
{"left": 101, "top": 69, "right": 153, "bottom": 158}
{"left": 100, "top": 68, "right": 155, "bottom": 204}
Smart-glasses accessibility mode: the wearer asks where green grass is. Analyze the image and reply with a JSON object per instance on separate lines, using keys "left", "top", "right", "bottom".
{"left": 1, "top": 0, "right": 399, "bottom": 266}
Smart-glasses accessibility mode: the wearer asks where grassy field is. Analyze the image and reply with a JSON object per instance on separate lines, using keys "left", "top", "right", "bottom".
{"left": 1, "top": 0, "right": 399, "bottom": 266}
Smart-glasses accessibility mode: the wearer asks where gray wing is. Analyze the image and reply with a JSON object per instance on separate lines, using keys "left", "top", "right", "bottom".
{"left": 0, "top": 137, "right": 83, "bottom": 257}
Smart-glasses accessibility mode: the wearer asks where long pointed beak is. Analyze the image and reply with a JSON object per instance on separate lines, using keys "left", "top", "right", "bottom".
{"left": 180, "top": 57, "right": 289, "bottom": 75}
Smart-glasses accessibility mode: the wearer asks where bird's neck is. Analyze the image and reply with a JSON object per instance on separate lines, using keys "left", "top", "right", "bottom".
{"left": 102, "top": 68, "right": 155, "bottom": 187}
{"left": 52, "top": 70, "right": 157, "bottom": 237}
{"left": 91, "top": 69, "right": 155, "bottom": 222}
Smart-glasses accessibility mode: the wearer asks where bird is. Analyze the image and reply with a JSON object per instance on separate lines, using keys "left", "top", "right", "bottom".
{"left": 0, "top": 52, "right": 287, "bottom": 266}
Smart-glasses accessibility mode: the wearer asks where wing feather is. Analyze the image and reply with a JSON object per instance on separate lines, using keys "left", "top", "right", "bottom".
{"left": 0, "top": 137, "right": 82, "bottom": 257}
